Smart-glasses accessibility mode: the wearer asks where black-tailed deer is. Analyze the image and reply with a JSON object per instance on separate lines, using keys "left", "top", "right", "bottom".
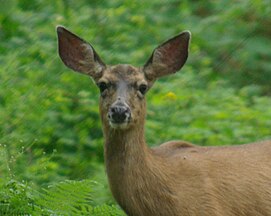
{"left": 57, "top": 26, "right": 271, "bottom": 216}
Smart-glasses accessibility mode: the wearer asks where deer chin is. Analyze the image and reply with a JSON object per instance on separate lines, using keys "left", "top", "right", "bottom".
{"left": 109, "top": 121, "right": 130, "bottom": 130}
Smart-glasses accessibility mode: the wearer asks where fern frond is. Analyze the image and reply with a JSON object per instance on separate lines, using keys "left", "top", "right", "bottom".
{"left": 35, "top": 180, "right": 125, "bottom": 216}
{"left": 0, "top": 179, "right": 126, "bottom": 215}
{"left": 0, "top": 179, "right": 35, "bottom": 215}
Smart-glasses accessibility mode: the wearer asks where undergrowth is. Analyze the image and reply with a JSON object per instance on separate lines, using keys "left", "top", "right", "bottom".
{"left": 0, "top": 179, "right": 125, "bottom": 215}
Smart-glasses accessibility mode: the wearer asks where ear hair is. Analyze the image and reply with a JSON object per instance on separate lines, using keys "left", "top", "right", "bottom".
{"left": 57, "top": 26, "right": 105, "bottom": 79}
{"left": 143, "top": 31, "right": 191, "bottom": 81}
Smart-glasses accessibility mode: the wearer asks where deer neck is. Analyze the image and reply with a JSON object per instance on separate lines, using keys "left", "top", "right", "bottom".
{"left": 104, "top": 123, "right": 148, "bottom": 170}
{"left": 103, "top": 123, "right": 178, "bottom": 215}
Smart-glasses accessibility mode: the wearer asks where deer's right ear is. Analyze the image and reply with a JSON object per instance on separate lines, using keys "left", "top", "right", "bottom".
{"left": 57, "top": 26, "right": 105, "bottom": 79}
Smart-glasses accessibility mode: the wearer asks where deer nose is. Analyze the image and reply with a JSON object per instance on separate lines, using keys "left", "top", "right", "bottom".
{"left": 108, "top": 104, "right": 131, "bottom": 124}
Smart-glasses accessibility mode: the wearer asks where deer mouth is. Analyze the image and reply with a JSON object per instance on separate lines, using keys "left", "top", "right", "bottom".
{"left": 109, "top": 121, "right": 130, "bottom": 129}
{"left": 108, "top": 117, "right": 132, "bottom": 129}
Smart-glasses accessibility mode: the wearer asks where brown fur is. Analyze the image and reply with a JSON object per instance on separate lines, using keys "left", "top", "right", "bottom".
{"left": 57, "top": 26, "right": 271, "bottom": 216}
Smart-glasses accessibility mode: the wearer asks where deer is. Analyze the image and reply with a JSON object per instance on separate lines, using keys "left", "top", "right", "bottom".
{"left": 56, "top": 26, "right": 271, "bottom": 216}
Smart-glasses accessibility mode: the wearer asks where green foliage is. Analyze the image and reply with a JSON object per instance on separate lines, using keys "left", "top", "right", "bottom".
{"left": 0, "top": 179, "right": 35, "bottom": 215}
{"left": 146, "top": 77, "right": 271, "bottom": 146}
{"left": 0, "top": 0, "right": 270, "bottom": 215}
{"left": 0, "top": 179, "right": 124, "bottom": 215}
{"left": 36, "top": 180, "right": 124, "bottom": 215}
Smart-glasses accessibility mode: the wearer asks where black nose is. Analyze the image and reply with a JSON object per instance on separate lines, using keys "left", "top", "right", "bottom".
{"left": 108, "top": 105, "right": 131, "bottom": 123}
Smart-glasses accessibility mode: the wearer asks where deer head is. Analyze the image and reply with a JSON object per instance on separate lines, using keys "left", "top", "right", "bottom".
{"left": 57, "top": 26, "right": 190, "bottom": 131}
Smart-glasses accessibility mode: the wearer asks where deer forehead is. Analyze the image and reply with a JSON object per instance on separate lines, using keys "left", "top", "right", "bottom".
{"left": 99, "top": 64, "right": 146, "bottom": 84}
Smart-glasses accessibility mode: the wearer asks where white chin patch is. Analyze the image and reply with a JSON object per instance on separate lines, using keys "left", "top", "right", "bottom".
{"left": 109, "top": 121, "right": 129, "bottom": 129}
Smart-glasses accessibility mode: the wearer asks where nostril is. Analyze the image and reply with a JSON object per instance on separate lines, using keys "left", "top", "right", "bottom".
{"left": 110, "top": 106, "right": 117, "bottom": 113}
{"left": 110, "top": 106, "right": 126, "bottom": 114}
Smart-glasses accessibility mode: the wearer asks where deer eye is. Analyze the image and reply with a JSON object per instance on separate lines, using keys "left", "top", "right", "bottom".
{"left": 138, "top": 84, "right": 148, "bottom": 95}
{"left": 98, "top": 82, "right": 108, "bottom": 93}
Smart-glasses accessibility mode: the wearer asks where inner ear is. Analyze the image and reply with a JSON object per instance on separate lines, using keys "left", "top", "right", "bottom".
{"left": 143, "top": 31, "right": 191, "bottom": 81}
{"left": 57, "top": 26, "right": 105, "bottom": 79}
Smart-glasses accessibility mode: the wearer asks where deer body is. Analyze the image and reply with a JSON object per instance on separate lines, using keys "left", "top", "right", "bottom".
{"left": 105, "top": 127, "right": 271, "bottom": 216}
{"left": 57, "top": 26, "right": 271, "bottom": 216}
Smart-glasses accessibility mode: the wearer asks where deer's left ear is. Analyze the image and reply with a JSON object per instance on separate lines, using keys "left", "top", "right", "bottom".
{"left": 143, "top": 31, "right": 191, "bottom": 81}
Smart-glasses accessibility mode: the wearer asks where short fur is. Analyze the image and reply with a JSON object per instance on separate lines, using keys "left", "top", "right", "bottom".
{"left": 57, "top": 26, "right": 271, "bottom": 216}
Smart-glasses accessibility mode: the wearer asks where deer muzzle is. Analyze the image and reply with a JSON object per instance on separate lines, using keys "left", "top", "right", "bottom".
{"left": 108, "top": 98, "right": 131, "bottom": 128}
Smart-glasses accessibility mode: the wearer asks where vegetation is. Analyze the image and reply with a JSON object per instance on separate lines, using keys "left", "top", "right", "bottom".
{"left": 0, "top": 0, "right": 270, "bottom": 214}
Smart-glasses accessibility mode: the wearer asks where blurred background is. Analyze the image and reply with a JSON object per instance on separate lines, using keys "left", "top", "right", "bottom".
{"left": 0, "top": 0, "right": 270, "bottom": 214}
